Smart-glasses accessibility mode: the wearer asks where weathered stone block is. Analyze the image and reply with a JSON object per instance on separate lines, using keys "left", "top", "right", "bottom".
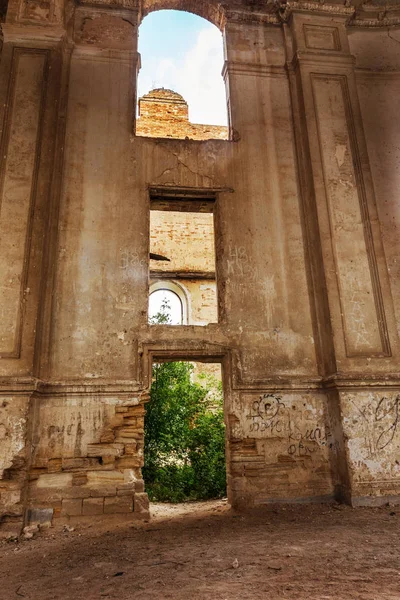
{"left": 62, "top": 498, "right": 82, "bottom": 516}
{"left": 0, "top": 488, "right": 21, "bottom": 507}
{"left": 72, "top": 473, "right": 88, "bottom": 487}
{"left": 28, "top": 486, "right": 63, "bottom": 503}
{"left": 86, "top": 471, "right": 124, "bottom": 485}
{"left": 124, "top": 406, "right": 145, "bottom": 417}
{"left": 100, "top": 429, "right": 115, "bottom": 443}
{"left": 26, "top": 507, "right": 54, "bottom": 527}
{"left": 116, "top": 427, "right": 140, "bottom": 438}
{"left": 123, "top": 469, "right": 137, "bottom": 483}
{"left": 124, "top": 443, "right": 137, "bottom": 455}
{"left": 114, "top": 433, "right": 141, "bottom": 443}
{"left": 48, "top": 458, "right": 62, "bottom": 473}
{"left": 121, "top": 418, "right": 137, "bottom": 426}
{"left": 87, "top": 443, "right": 124, "bottom": 457}
{"left": 134, "top": 492, "right": 149, "bottom": 518}
{"left": 82, "top": 497, "right": 104, "bottom": 515}
{"left": 117, "top": 489, "right": 135, "bottom": 496}
{"left": 104, "top": 496, "right": 133, "bottom": 514}
{"left": 117, "top": 482, "right": 135, "bottom": 491}
{"left": 116, "top": 456, "right": 143, "bottom": 469}
{"left": 37, "top": 473, "right": 73, "bottom": 488}
{"left": 100, "top": 456, "right": 116, "bottom": 468}
{"left": 32, "top": 458, "right": 49, "bottom": 469}
{"left": 90, "top": 486, "right": 117, "bottom": 497}
{"left": 109, "top": 415, "right": 124, "bottom": 427}
{"left": 28, "top": 470, "right": 45, "bottom": 481}
{"left": 134, "top": 479, "right": 145, "bottom": 493}
{"left": 62, "top": 487, "right": 92, "bottom": 499}
{"left": 62, "top": 458, "right": 87, "bottom": 471}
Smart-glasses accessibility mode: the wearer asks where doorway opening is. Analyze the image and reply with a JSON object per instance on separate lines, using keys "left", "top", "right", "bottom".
{"left": 148, "top": 188, "right": 218, "bottom": 325}
{"left": 143, "top": 359, "right": 226, "bottom": 504}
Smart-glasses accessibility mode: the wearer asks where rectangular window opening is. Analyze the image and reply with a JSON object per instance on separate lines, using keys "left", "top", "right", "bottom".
{"left": 148, "top": 189, "right": 218, "bottom": 326}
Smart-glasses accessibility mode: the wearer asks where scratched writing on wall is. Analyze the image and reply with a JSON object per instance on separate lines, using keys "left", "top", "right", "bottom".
{"left": 245, "top": 393, "right": 332, "bottom": 457}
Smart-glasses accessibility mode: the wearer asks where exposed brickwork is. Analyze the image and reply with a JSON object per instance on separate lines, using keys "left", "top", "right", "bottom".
{"left": 26, "top": 397, "right": 149, "bottom": 521}
{"left": 136, "top": 88, "right": 228, "bottom": 140}
{"left": 150, "top": 211, "right": 215, "bottom": 274}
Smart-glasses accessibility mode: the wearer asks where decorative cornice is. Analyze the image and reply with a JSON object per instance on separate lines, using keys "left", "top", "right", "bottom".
{"left": 35, "top": 379, "right": 145, "bottom": 395}
{"left": 355, "top": 68, "right": 400, "bottom": 79}
{"left": 0, "top": 376, "right": 37, "bottom": 394}
{"left": 77, "top": 0, "right": 139, "bottom": 10}
{"left": 279, "top": 1, "right": 355, "bottom": 22}
{"left": 222, "top": 60, "right": 286, "bottom": 78}
{"left": 225, "top": 7, "right": 280, "bottom": 26}
{"left": 224, "top": 1, "right": 400, "bottom": 29}
{"left": 291, "top": 51, "right": 356, "bottom": 69}
{"left": 0, "top": 376, "right": 148, "bottom": 396}
{"left": 350, "top": 1, "right": 400, "bottom": 27}
{"left": 351, "top": 13, "right": 400, "bottom": 27}
{"left": 1, "top": 23, "right": 66, "bottom": 43}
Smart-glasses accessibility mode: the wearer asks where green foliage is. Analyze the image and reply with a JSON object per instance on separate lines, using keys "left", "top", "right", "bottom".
{"left": 144, "top": 300, "right": 226, "bottom": 502}
{"left": 149, "top": 295, "right": 173, "bottom": 325}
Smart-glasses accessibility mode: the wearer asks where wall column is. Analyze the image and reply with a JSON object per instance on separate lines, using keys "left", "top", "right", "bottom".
{"left": 0, "top": 0, "right": 66, "bottom": 534}
{"left": 24, "top": 1, "right": 150, "bottom": 526}
{"left": 286, "top": 5, "right": 400, "bottom": 504}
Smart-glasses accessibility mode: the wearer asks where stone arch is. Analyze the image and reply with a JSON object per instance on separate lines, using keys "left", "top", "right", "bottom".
{"left": 149, "top": 280, "right": 190, "bottom": 324}
{"left": 140, "top": 0, "right": 226, "bottom": 30}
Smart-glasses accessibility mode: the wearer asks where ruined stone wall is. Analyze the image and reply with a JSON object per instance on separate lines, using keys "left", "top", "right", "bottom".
{"left": 136, "top": 87, "right": 228, "bottom": 140}
{"left": 0, "top": 0, "right": 400, "bottom": 534}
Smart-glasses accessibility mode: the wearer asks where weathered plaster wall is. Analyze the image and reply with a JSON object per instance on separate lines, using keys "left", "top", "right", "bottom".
{"left": 1, "top": 0, "right": 400, "bottom": 531}
{"left": 27, "top": 392, "right": 149, "bottom": 519}
{"left": 0, "top": 396, "right": 30, "bottom": 529}
{"left": 50, "top": 45, "right": 141, "bottom": 380}
{"left": 350, "top": 29, "right": 400, "bottom": 339}
{"left": 341, "top": 391, "right": 400, "bottom": 504}
{"left": 230, "top": 391, "right": 335, "bottom": 505}
{"left": 335, "top": 29, "right": 400, "bottom": 503}
{"left": 222, "top": 21, "right": 317, "bottom": 378}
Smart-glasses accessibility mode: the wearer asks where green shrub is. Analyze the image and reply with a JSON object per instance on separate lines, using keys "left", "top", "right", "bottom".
{"left": 143, "top": 361, "right": 226, "bottom": 503}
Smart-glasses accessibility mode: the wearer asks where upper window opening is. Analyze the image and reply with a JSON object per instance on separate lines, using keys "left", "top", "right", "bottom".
{"left": 136, "top": 10, "right": 228, "bottom": 140}
{"left": 149, "top": 189, "right": 218, "bottom": 326}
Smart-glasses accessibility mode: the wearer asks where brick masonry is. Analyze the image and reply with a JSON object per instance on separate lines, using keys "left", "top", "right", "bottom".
{"left": 136, "top": 88, "right": 228, "bottom": 140}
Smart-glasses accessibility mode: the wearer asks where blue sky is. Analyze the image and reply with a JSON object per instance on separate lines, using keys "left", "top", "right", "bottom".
{"left": 137, "top": 10, "right": 227, "bottom": 125}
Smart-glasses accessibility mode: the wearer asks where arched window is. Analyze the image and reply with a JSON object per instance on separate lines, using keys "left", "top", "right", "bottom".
{"left": 149, "top": 281, "right": 189, "bottom": 325}
{"left": 136, "top": 10, "right": 228, "bottom": 140}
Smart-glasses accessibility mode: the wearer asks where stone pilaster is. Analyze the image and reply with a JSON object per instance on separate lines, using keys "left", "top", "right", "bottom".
{"left": 0, "top": 0, "right": 67, "bottom": 532}
{"left": 285, "top": 4, "right": 400, "bottom": 504}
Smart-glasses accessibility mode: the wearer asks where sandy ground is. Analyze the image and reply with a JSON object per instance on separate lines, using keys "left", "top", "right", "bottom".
{"left": 1, "top": 500, "right": 400, "bottom": 600}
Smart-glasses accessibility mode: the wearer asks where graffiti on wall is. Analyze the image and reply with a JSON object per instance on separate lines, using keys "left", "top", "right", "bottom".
{"left": 374, "top": 395, "right": 399, "bottom": 451}
{"left": 346, "top": 393, "right": 400, "bottom": 458}
{"left": 244, "top": 393, "right": 331, "bottom": 458}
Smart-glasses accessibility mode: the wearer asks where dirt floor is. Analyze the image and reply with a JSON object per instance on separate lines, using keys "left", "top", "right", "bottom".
{"left": 1, "top": 500, "right": 400, "bottom": 600}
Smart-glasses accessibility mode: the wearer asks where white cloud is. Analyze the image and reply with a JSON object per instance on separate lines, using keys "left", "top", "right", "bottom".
{"left": 138, "top": 25, "right": 227, "bottom": 126}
